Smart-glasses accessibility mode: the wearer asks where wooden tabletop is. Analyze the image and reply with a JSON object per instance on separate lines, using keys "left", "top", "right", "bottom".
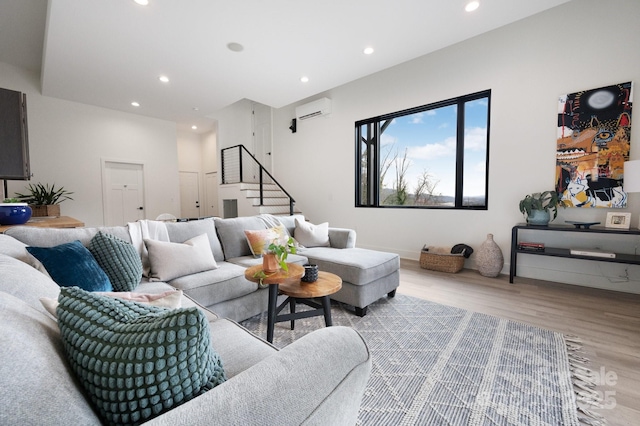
{"left": 244, "top": 263, "right": 305, "bottom": 285}
{"left": 0, "top": 216, "right": 85, "bottom": 233}
{"left": 279, "top": 271, "right": 342, "bottom": 298}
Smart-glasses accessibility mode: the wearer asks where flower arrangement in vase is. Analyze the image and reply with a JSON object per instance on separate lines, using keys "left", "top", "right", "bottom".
{"left": 264, "top": 237, "right": 297, "bottom": 273}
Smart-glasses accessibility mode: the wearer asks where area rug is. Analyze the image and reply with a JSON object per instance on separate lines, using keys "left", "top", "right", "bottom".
{"left": 240, "top": 293, "right": 604, "bottom": 425}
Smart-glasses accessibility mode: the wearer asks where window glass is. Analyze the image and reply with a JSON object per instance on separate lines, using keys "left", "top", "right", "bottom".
{"left": 355, "top": 90, "right": 490, "bottom": 209}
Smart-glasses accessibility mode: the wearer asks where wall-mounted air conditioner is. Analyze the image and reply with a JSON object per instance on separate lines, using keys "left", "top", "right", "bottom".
{"left": 295, "top": 97, "right": 331, "bottom": 121}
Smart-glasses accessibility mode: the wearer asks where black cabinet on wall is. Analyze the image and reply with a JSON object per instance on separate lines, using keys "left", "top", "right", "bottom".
{"left": 0, "top": 87, "right": 30, "bottom": 180}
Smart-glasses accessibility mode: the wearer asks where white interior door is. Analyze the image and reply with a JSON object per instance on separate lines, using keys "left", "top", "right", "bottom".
{"left": 252, "top": 102, "right": 273, "bottom": 172}
{"left": 179, "top": 171, "right": 200, "bottom": 219}
{"left": 103, "top": 161, "right": 145, "bottom": 226}
{"left": 204, "top": 172, "right": 219, "bottom": 217}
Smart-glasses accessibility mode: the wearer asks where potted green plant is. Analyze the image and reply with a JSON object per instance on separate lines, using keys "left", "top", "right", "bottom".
{"left": 518, "top": 191, "right": 565, "bottom": 225}
{"left": 14, "top": 183, "right": 73, "bottom": 218}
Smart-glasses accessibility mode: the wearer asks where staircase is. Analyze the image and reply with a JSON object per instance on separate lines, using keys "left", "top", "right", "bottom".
{"left": 221, "top": 144, "right": 298, "bottom": 216}
{"left": 240, "top": 183, "right": 302, "bottom": 215}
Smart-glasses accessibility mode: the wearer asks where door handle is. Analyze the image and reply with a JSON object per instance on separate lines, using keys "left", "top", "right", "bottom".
{"left": 138, "top": 207, "right": 144, "bottom": 210}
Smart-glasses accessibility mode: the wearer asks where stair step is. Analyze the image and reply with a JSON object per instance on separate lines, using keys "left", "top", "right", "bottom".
{"left": 251, "top": 198, "right": 290, "bottom": 206}
{"left": 258, "top": 205, "right": 301, "bottom": 215}
{"left": 240, "top": 183, "right": 279, "bottom": 191}
{"left": 243, "top": 190, "right": 288, "bottom": 198}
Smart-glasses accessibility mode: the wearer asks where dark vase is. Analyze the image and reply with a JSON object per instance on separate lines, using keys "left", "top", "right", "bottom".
{"left": 301, "top": 264, "right": 319, "bottom": 282}
{"left": 0, "top": 203, "right": 32, "bottom": 225}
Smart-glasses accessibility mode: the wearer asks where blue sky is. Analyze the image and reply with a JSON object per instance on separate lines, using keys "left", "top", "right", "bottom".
{"left": 380, "top": 98, "right": 488, "bottom": 198}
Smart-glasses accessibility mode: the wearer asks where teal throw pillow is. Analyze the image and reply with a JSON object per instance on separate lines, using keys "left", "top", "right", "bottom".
{"left": 56, "top": 287, "right": 226, "bottom": 425}
{"left": 89, "top": 231, "right": 143, "bottom": 292}
{"left": 26, "top": 241, "right": 112, "bottom": 292}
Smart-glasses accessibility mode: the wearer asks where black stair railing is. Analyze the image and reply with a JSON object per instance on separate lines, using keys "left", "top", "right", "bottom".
{"left": 221, "top": 144, "right": 295, "bottom": 215}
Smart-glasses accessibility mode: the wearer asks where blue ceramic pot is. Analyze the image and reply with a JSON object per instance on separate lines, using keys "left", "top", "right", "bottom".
{"left": 527, "top": 209, "right": 550, "bottom": 226}
{"left": 0, "top": 203, "right": 32, "bottom": 225}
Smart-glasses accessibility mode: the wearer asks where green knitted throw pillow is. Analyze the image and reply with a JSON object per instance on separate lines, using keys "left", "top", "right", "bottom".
{"left": 89, "top": 231, "right": 143, "bottom": 292}
{"left": 57, "top": 287, "right": 226, "bottom": 425}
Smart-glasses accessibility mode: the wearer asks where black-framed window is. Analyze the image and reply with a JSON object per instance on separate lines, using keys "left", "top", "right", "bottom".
{"left": 356, "top": 90, "right": 491, "bottom": 209}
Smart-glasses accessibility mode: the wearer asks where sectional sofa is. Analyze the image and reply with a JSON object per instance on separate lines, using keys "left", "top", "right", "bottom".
{"left": 3, "top": 214, "right": 399, "bottom": 322}
{"left": 0, "top": 214, "right": 399, "bottom": 423}
{"left": 0, "top": 213, "right": 386, "bottom": 425}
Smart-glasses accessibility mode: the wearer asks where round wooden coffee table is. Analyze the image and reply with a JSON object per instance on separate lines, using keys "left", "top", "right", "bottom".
{"left": 245, "top": 264, "right": 342, "bottom": 343}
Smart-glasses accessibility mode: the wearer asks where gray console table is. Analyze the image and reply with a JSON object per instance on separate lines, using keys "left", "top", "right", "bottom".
{"left": 510, "top": 223, "right": 640, "bottom": 283}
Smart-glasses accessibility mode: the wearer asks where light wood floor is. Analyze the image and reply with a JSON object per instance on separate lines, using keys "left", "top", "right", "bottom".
{"left": 397, "top": 259, "right": 640, "bottom": 426}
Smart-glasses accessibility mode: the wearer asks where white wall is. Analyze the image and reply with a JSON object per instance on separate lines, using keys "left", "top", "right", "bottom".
{"left": 214, "top": 99, "right": 253, "bottom": 151}
{"left": 176, "top": 127, "right": 219, "bottom": 218}
{"left": 265, "top": 0, "right": 640, "bottom": 293}
{"left": 1, "top": 61, "right": 180, "bottom": 226}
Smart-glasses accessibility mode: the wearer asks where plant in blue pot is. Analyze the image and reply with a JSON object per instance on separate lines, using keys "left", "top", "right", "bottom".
{"left": 0, "top": 198, "right": 32, "bottom": 226}
{"left": 519, "top": 191, "right": 566, "bottom": 226}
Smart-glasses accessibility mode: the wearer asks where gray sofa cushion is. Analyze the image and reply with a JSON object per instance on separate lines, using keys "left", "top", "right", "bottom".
{"left": 165, "top": 218, "right": 225, "bottom": 262}
{"left": 214, "top": 216, "right": 266, "bottom": 259}
{"left": 0, "top": 254, "right": 60, "bottom": 314}
{"left": 0, "top": 291, "right": 101, "bottom": 424}
{"left": 168, "top": 261, "right": 257, "bottom": 307}
{"left": 6, "top": 225, "right": 131, "bottom": 247}
{"left": 0, "top": 234, "right": 46, "bottom": 271}
{"left": 272, "top": 214, "right": 305, "bottom": 236}
{"left": 302, "top": 247, "right": 400, "bottom": 285}
{"left": 208, "top": 318, "right": 277, "bottom": 378}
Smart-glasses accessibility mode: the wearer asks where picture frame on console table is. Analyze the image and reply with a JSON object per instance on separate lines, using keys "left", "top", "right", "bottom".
{"left": 605, "top": 212, "right": 631, "bottom": 229}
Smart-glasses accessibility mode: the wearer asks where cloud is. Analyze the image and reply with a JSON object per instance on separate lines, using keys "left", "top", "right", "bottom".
{"left": 468, "top": 98, "right": 488, "bottom": 108}
{"left": 409, "top": 112, "right": 424, "bottom": 124}
{"left": 464, "top": 127, "right": 487, "bottom": 151}
{"left": 381, "top": 134, "right": 397, "bottom": 146}
{"left": 472, "top": 160, "right": 486, "bottom": 173}
{"left": 406, "top": 136, "right": 456, "bottom": 159}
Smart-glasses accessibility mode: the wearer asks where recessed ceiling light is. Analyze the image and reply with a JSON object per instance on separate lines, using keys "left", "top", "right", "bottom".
{"left": 131, "top": 101, "right": 140, "bottom": 107}
{"left": 158, "top": 75, "right": 169, "bottom": 83}
{"left": 191, "top": 125, "right": 198, "bottom": 130}
{"left": 133, "top": 0, "right": 149, "bottom": 5}
{"left": 465, "top": 1, "right": 480, "bottom": 12}
{"left": 363, "top": 47, "right": 374, "bottom": 55}
{"left": 227, "top": 42, "right": 244, "bottom": 52}
{"left": 300, "top": 76, "right": 309, "bottom": 83}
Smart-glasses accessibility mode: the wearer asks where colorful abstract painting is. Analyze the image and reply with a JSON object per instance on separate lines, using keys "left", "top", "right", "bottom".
{"left": 556, "top": 82, "right": 633, "bottom": 208}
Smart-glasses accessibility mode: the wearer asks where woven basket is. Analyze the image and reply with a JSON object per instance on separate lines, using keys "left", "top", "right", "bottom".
{"left": 419, "top": 251, "right": 465, "bottom": 273}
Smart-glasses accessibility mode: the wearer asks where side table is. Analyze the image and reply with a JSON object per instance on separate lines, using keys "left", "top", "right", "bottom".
{"left": 278, "top": 271, "right": 342, "bottom": 332}
{"left": 245, "top": 264, "right": 304, "bottom": 343}
{"left": 0, "top": 216, "right": 85, "bottom": 233}
{"left": 244, "top": 264, "right": 342, "bottom": 343}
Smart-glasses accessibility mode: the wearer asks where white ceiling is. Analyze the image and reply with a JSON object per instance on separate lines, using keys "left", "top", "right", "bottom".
{"left": 0, "top": 0, "right": 570, "bottom": 133}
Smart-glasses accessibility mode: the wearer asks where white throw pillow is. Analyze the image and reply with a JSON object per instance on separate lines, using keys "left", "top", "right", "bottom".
{"left": 144, "top": 233, "right": 218, "bottom": 281}
{"left": 40, "top": 289, "right": 183, "bottom": 318}
{"left": 294, "top": 218, "right": 330, "bottom": 247}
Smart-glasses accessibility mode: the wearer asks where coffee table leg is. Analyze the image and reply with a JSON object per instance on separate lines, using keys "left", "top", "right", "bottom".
{"left": 321, "top": 296, "right": 332, "bottom": 326}
{"left": 267, "top": 283, "right": 279, "bottom": 343}
{"left": 289, "top": 298, "right": 296, "bottom": 330}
